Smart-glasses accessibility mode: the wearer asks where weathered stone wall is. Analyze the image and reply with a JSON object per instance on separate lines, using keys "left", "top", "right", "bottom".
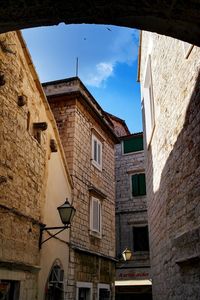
{"left": 115, "top": 141, "right": 150, "bottom": 267}
{"left": 0, "top": 31, "right": 72, "bottom": 299}
{"left": 140, "top": 32, "right": 200, "bottom": 299}
{"left": 106, "top": 116, "right": 130, "bottom": 137}
{"left": 45, "top": 83, "right": 116, "bottom": 299}
{"left": 47, "top": 94, "right": 116, "bottom": 258}
{"left": 0, "top": 31, "right": 47, "bottom": 270}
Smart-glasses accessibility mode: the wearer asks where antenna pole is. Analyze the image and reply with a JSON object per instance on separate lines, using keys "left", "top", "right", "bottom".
{"left": 76, "top": 57, "right": 79, "bottom": 77}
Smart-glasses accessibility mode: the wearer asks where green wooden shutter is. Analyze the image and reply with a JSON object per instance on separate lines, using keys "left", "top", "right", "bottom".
{"left": 123, "top": 136, "right": 144, "bottom": 153}
{"left": 139, "top": 174, "right": 146, "bottom": 195}
{"left": 132, "top": 175, "right": 139, "bottom": 196}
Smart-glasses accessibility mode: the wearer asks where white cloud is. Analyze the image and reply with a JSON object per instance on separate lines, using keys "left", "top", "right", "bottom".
{"left": 79, "top": 26, "right": 139, "bottom": 87}
{"left": 23, "top": 24, "right": 139, "bottom": 86}
{"left": 85, "top": 62, "right": 114, "bottom": 87}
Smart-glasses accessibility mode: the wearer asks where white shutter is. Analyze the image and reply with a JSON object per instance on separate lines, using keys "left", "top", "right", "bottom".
{"left": 91, "top": 134, "right": 102, "bottom": 170}
{"left": 143, "top": 55, "right": 155, "bottom": 146}
{"left": 90, "top": 197, "right": 101, "bottom": 234}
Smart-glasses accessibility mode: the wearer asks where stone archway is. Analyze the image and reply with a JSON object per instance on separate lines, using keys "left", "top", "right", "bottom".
{"left": 1, "top": 0, "right": 200, "bottom": 46}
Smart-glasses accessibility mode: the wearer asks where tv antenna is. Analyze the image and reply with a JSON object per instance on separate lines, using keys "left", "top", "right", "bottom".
{"left": 76, "top": 57, "right": 79, "bottom": 77}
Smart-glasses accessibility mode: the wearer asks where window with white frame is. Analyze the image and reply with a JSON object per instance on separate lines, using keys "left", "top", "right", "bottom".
{"left": 76, "top": 282, "right": 92, "bottom": 300}
{"left": 98, "top": 284, "right": 111, "bottom": 300}
{"left": 143, "top": 55, "right": 155, "bottom": 146}
{"left": 90, "top": 197, "right": 101, "bottom": 236}
{"left": 92, "top": 134, "right": 102, "bottom": 170}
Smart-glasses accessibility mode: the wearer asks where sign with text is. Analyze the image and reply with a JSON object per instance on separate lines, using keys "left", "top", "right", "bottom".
{"left": 116, "top": 268, "right": 150, "bottom": 280}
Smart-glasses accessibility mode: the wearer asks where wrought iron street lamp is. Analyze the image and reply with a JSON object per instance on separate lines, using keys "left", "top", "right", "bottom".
{"left": 39, "top": 199, "right": 76, "bottom": 249}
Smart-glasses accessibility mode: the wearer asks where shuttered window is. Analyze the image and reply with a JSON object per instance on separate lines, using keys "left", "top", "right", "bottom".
{"left": 90, "top": 197, "right": 101, "bottom": 235}
{"left": 131, "top": 173, "right": 146, "bottom": 196}
{"left": 123, "top": 135, "right": 143, "bottom": 154}
{"left": 92, "top": 134, "right": 102, "bottom": 170}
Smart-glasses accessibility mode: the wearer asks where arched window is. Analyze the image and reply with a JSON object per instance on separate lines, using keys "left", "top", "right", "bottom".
{"left": 45, "top": 263, "right": 64, "bottom": 300}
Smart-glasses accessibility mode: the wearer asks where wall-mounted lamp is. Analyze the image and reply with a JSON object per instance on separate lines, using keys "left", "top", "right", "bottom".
{"left": 39, "top": 199, "right": 76, "bottom": 249}
{"left": 122, "top": 248, "right": 132, "bottom": 261}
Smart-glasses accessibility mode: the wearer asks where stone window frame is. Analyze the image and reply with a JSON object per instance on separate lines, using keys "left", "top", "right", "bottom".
{"left": 89, "top": 196, "right": 102, "bottom": 238}
{"left": 142, "top": 55, "right": 155, "bottom": 147}
{"left": 76, "top": 281, "right": 93, "bottom": 300}
{"left": 97, "top": 283, "right": 111, "bottom": 300}
{"left": 91, "top": 133, "right": 103, "bottom": 171}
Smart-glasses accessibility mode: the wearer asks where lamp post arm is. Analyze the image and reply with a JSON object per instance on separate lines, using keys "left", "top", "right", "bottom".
{"left": 39, "top": 225, "right": 70, "bottom": 249}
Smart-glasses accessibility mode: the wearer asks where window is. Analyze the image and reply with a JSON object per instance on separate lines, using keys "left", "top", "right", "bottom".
{"left": 92, "top": 134, "right": 102, "bottom": 170}
{"left": 133, "top": 226, "right": 149, "bottom": 252}
{"left": 45, "top": 265, "right": 64, "bottom": 300}
{"left": 90, "top": 197, "right": 101, "bottom": 236}
{"left": 0, "top": 280, "right": 20, "bottom": 300}
{"left": 123, "top": 135, "right": 143, "bottom": 154}
{"left": 131, "top": 173, "right": 146, "bottom": 196}
{"left": 143, "top": 55, "right": 155, "bottom": 146}
{"left": 76, "top": 282, "right": 92, "bottom": 300}
{"left": 98, "top": 284, "right": 110, "bottom": 300}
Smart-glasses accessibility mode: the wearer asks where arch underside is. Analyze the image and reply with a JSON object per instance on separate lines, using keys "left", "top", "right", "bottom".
{"left": 0, "top": 0, "right": 200, "bottom": 46}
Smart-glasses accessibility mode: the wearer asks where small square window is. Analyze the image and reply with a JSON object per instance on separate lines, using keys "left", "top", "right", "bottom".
{"left": 123, "top": 135, "right": 144, "bottom": 154}
{"left": 98, "top": 284, "right": 111, "bottom": 300}
{"left": 90, "top": 197, "right": 102, "bottom": 237}
{"left": 76, "top": 282, "right": 92, "bottom": 300}
{"left": 92, "top": 134, "right": 102, "bottom": 170}
{"left": 131, "top": 173, "right": 146, "bottom": 196}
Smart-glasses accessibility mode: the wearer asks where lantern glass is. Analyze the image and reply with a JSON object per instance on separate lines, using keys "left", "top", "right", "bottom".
{"left": 122, "top": 248, "right": 132, "bottom": 261}
{"left": 57, "top": 199, "right": 76, "bottom": 225}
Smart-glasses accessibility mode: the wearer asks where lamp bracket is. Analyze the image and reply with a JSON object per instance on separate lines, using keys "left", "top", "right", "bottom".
{"left": 39, "top": 225, "right": 70, "bottom": 249}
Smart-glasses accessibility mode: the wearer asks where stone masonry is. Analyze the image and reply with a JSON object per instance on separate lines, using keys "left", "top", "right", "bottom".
{"left": 115, "top": 135, "right": 148, "bottom": 258}
{"left": 0, "top": 31, "right": 47, "bottom": 298}
{"left": 140, "top": 32, "right": 200, "bottom": 299}
{"left": 0, "top": 31, "right": 72, "bottom": 299}
{"left": 43, "top": 78, "right": 117, "bottom": 300}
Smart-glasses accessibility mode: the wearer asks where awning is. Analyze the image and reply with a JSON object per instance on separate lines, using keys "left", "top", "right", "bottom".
{"left": 115, "top": 280, "right": 152, "bottom": 286}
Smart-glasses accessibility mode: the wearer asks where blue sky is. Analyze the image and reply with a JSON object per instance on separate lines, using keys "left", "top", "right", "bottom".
{"left": 22, "top": 23, "right": 142, "bottom": 133}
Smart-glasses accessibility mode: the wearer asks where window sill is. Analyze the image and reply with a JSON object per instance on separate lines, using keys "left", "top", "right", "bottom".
{"left": 91, "top": 160, "right": 102, "bottom": 171}
{"left": 122, "top": 150, "right": 144, "bottom": 156}
{"left": 89, "top": 230, "right": 102, "bottom": 239}
{"left": 131, "top": 195, "right": 147, "bottom": 198}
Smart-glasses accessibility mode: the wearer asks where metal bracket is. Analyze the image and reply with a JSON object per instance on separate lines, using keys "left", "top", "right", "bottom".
{"left": 39, "top": 225, "right": 70, "bottom": 249}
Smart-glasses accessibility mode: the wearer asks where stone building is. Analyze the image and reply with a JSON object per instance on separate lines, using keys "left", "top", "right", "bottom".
{"left": 0, "top": 31, "right": 73, "bottom": 299}
{"left": 106, "top": 114, "right": 152, "bottom": 299}
{"left": 139, "top": 32, "right": 200, "bottom": 299}
{"left": 43, "top": 77, "right": 118, "bottom": 300}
